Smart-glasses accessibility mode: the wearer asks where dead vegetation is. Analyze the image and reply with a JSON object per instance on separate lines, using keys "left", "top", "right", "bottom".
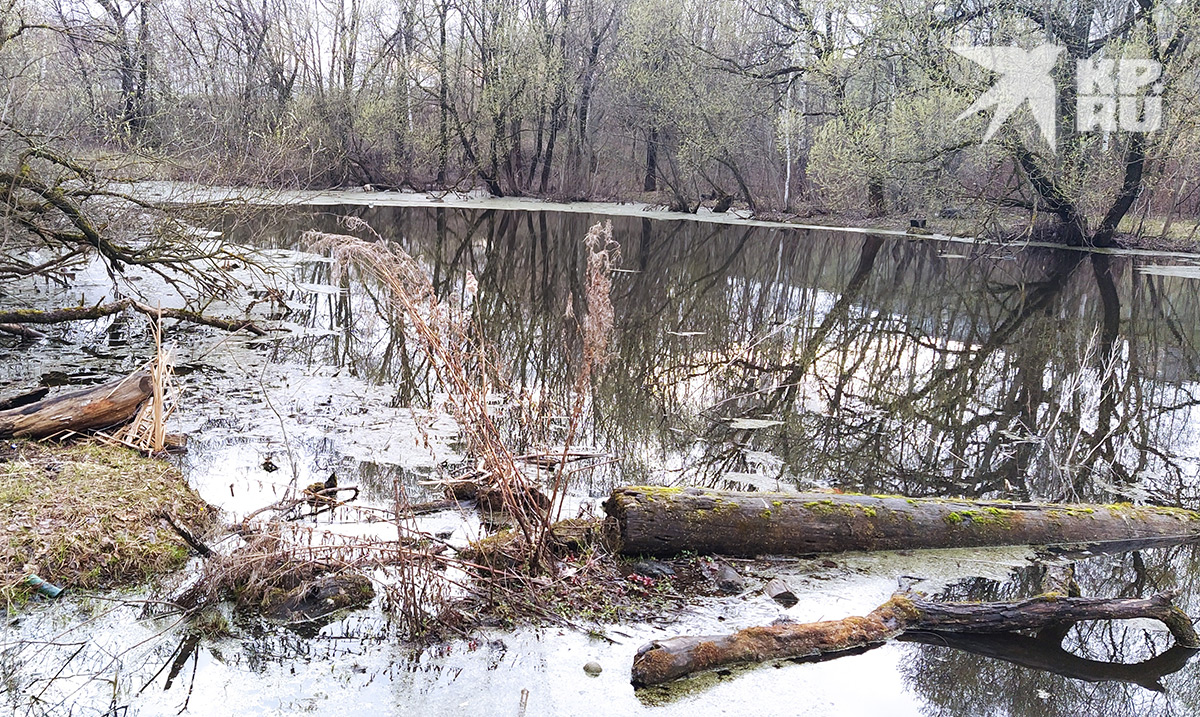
{"left": 164, "top": 531, "right": 377, "bottom": 626}
{"left": 168, "top": 218, "right": 633, "bottom": 637}
{"left": 3, "top": 217, "right": 633, "bottom": 642}
{"left": 0, "top": 441, "right": 215, "bottom": 606}
{"left": 301, "top": 217, "right": 620, "bottom": 572}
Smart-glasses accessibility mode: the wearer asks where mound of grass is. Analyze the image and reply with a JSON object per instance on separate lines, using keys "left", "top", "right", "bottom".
{"left": 1, "top": 440, "right": 215, "bottom": 606}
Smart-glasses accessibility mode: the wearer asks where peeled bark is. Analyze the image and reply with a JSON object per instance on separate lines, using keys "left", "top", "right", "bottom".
{"left": 0, "top": 371, "right": 152, "bottom": 438}
{"left": 632, "top": 592, "right": 1199, "bottom": 686}
{"left": 605, "top": 487, "right": 1200, "bottom": 558}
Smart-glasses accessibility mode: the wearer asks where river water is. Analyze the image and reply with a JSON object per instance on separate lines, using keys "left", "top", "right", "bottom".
{"left": 4, "top": 199, "right": 1200, "bottom": 716}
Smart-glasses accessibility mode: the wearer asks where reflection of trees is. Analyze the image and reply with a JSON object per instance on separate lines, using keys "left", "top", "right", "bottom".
{"left": 900, "top": 636, "right": 1181, "bottom": 717}
{"left": 902, "top": 545, "right": 1200, "bottom": 717}
{"left": 223, "top": 206, "right": 1200, "bottom": 507}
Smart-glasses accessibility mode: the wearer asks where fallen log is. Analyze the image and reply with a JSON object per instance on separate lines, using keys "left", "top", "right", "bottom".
{"left": 0, "top": 371, "right": 152, "bottom": 438}
{"left": 0, "top": 323, "right": 47, "bottom": 339}
{"left": 631, "top": 591, "right": 1200, "bottom": 686}
{"left": 0, "top": 300, "right": 267, "bottom": 336}
{"left": 605, "top": 486, "right": 1200, "bottom": 558}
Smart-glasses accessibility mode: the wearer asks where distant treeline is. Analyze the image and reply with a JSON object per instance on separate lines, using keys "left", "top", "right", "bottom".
{"left": 2, "top": 0, "right": 1198, "bottom": 244}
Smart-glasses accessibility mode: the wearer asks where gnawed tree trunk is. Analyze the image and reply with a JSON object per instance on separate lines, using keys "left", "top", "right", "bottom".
{"left": 604, "top": 487, "right": 1200, "bottom": 558}
{"left": 631, "top": 591, "right": 1199, "bottom": 686}
{"left": 0, "top": 371, "right": 152, "bottom": 438}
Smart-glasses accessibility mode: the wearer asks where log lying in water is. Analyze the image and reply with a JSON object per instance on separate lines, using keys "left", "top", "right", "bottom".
{"left": 631, "top": 591, "right": 1200, "bottom": 686}
{"left": 604, "top": 486, "right": 1200, "bottom": 558}
{"left": 0, "top": 386, "right": 49, "bottom": 411}
{"left": 0, "top": 371, "right": 152, "bottom": 438}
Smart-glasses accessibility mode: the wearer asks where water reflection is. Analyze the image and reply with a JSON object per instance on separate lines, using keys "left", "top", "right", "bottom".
{"left": 897, "top": 542, "right": 1200, "bottom": 716}
{"left": 216, "top": 206, "right": 1200, "bottom": 714}
{"left": 7, "top": 203, "right": 1200, "bottom": 715}
{"left": 222, "top": 206, "right": 1200, "bottom": 506}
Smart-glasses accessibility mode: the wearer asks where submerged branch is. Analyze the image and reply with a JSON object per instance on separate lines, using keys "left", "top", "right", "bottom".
{"left": 0, "top": 299, "right": 267, "bottom": 336}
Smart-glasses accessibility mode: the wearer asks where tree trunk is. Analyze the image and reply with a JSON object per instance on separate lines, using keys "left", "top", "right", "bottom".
{"left": 604, "top": 487, "right": 1200, "bottom": 558}
{"left": 0, "top": 371, "right": 153, "bottom": 438}
{"left": 867, "top": 176, "right": 885, "bottom": 216}
{"left": 644, "top": 126, "right": 658, "bottom": 191}
{"left": 437, "top": 0, "right": 449, "bottom": 185}
{"left": 631, "top": 591, "right": 1199, "bottom": 686}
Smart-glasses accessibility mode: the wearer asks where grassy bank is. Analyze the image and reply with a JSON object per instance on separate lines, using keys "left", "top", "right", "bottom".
{"left": 1, "top": 441, "right": 215, "bottom": 606}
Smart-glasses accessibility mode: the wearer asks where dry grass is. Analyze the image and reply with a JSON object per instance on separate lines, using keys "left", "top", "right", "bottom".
{"left": 0, "top": 441, "right": 215, "bottom": 606}
{"left": 581, "top": 220, "right": 619, "bottom": 368}
{"left": 542, "top": 221, "right": 619, "bottom": 525}
{"left": 172, "top": 531, "right": 377, "bottom": 621}
{"left": 110, "top": 317, "right": 176, "bottom": 453}
{"left": 304, "top": 224, "right": 549, "bottom": 557}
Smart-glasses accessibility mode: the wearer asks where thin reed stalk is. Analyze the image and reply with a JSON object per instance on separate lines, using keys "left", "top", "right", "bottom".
{"left": 109, "top": 313, "right": 175, "bottom": 453}
{"left": 305, "top": 226, "right": 549, "bottom": 565}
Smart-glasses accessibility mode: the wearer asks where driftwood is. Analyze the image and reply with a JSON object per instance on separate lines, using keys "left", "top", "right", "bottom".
{"left": 0, "top": 371, "right": 153, "bottom": 438}
{"left": 631, "top": 591, "right": 1200, "bottom": 686}
{"left": 0, "top": 323, "right": 47, "bottom": 339}
{"left": 0, "top": 300, "right": 267, "bottom": 336}
{"left": 764, "top": 577, "right": 798, "bottom": 607}
{"left": 0, "top": 386, "right": 49, "bottom": 411}
{"left": 605, "top": 486, "right": 1200, "bottom": 557}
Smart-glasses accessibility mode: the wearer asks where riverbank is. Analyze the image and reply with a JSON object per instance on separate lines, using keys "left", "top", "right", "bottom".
{"left": 1, "top": 441, "right": 215, "bottom": 606}
{"left": 131, "top": 182, "right": 1200, "bottom": 258}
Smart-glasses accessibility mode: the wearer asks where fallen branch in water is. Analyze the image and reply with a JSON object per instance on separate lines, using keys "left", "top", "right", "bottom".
{"left": 0, "top": 323, "right": 47, "bottom": 339}
{"left": 0, "top": 299, "right": 268, "bottom": 336}
{"left": 631, "top": 590, "right": 1200, "bottom": 686}
{"left": 157, "top": 511, "right": 214, "bottom": 558}
{"left": 899, "top": 631, "right": 1196, "bottom": 693}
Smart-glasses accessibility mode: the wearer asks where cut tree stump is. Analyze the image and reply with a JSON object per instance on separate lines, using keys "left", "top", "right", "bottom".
{"left": 0, "top": 371, "right": 152, "bottom": 438}
{"left": 631, "top": 591, "right": 1200, "bottom": 686}
{"left": 605, "top": 486, "right": 1200, "bottom": 558}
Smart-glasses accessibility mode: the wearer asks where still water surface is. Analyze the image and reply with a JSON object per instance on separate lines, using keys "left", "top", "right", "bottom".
{"left": 5, "top": 202, "right": 1200, "bottom": 716}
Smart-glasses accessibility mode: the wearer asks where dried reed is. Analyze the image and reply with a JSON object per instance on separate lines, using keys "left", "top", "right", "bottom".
{"left": 109, "top": 313, "right": 175, "bottom": 453}
{"left": 179, "top": 219, "right": 626, "bottom": 638}
{"left": 543, "top": 222, "right": 619, "bottom": 526}
{"left": 303, "top": 227, "right": 550, "bottom": 564}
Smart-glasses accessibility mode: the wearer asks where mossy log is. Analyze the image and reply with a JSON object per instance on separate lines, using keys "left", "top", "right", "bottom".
{"left": 605, "top": 486, "right": 1200, "bottom": 558}
{"left": 0, "top": 371, "right": 152, "bottom": 438}
{"left": 631, "top": 591, "right": 1199, "bottom": 686}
